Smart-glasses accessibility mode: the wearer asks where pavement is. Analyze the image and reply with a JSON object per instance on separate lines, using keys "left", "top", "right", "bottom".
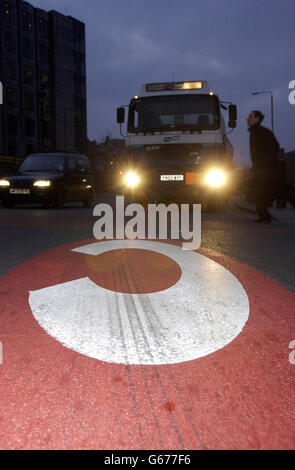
{"left": 234, "top": 194, "right": 295, "bottom": 225}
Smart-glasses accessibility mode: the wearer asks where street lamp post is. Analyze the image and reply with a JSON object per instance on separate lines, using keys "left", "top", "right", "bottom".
{"left": 252, "top": 91, "right": 274, "bottom": 133}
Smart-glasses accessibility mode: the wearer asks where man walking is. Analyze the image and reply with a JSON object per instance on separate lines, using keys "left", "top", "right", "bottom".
{"left": 247, "top": 110, "right": 280, "bottom": 222}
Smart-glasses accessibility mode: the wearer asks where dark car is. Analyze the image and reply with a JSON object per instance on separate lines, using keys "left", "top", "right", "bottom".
{"left": 0, "top": 153, "right": 94, "bottom": 209}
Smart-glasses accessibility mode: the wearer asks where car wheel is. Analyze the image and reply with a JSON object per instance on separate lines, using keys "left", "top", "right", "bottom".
{"left": 53, "top": 191, "right": 64, "bottom": 209}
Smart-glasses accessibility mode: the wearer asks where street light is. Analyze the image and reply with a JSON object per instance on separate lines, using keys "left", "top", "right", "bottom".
{"left": 252, "top": 91, "right": 274, "bottom": 133}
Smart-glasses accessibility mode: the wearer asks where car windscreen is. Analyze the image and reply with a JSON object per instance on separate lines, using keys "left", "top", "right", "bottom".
{"left": 19, "top": 155, "right": 65, "bottom": 172}
{"left": 128, "top": 95, "right": 220, "bottom": 133}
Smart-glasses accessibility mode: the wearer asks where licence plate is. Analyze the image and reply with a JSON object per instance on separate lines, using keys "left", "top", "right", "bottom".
{"left": 10, "top": 189, "right": 30, "bottom": 195}
{"left": 160, "top": 175, "right": 184, "bottom": 181}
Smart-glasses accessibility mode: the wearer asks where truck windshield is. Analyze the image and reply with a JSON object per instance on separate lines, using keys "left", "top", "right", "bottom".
{"left": 128, "top": 95, "right": 220, "bottom": 133}
{"left": 19, "top": 155, "right": 65, "bottom": 172}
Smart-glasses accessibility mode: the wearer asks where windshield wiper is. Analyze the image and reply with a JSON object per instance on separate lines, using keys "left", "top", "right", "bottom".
{"left": 139, "top": 126, "right": 204, "bottom": 133}
{"left": 22, "top": 169, "right": 61, "bottom": 172}
{"left": 140, "top": 127, "right": 165, "bottom": 134}
{"left": 21, "top": 169, "right": 42, "bottom": 172}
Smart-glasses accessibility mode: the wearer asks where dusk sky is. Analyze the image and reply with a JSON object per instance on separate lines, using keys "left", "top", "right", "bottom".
{"left": 32, "top": 0, "right": 295, "bottom": 166}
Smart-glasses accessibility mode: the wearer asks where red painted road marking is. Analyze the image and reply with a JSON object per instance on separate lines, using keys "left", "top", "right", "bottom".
{"left": 28, "top": 240, "right": 249, "bottom": 365}
{"left": 83, "top": 247, "right": 182, "bottom": 294}
{"left": 0, "top": 239, "right": 294, "bottom": 449}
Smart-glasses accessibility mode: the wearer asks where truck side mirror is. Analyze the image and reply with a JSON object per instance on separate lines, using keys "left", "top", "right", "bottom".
{"left": 229, "top": 104, "right": 237, "bottom": 121}
{"left": 117, "top": 107, "right": 125, "bottom": 124}
{"left": 228, "top": 104, "right": 237, "bottom": 128}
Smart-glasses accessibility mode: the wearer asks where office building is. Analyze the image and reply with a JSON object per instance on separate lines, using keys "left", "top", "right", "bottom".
{"left": 0, "top": 0, "right": 87, "bottom": 161}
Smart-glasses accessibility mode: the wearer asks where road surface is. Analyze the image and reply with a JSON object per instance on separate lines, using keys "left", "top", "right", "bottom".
{"left": 0, "top": 195, "right": 294, "bottom": 450}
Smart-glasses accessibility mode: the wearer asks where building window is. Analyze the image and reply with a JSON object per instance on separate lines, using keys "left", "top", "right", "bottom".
{"left": 76, "top": 85, "right": 86, "bottom": 99}
{"left": 26, "top": 118, "right": 35, "bottom": 137}
{"left": 8, "top": 142, "right": 17, "bottom": 155}
{"left": 22, "top": 11, "right": 33, "bottom": 32}
{"left": 40, "top": 71, "right": 48, "bottom": 88}
{"left": 75, "top": 61, "right": 86, "bottom": 77}
{"left": 39, "top": 45, "right": 48, "bottom": 64}
{"left": 3, "top": 3, "right": 15, "bottom": 25}
{"left": 7, "top": 114, "right": 18, "bottom": 134}
{"left": 26, "top": 144, "right": 34, "bottom": 155}
{"left": 42, "top": 98, "right": 49, "bottom": 114}
{"left": 24, "top": 64, "right": 33, "bottom": 84}
{"left": 41, "top": 121, "right": 49, "bottom": 139}
{"left": 23, "top": 37, "right": 33, "bottom": 59}
{"left": 39, "top": 18, "right": 47, "bottom": 36}
{"left": 5, "top": 59, "right": 16, "bottom": 80}
{"left": 5, "top": 31, "right": 16, "bottom": 52}
{"left": 24, "top": 90, "right": 34, "bottom": 111}
{"left": 6, "top": 87, "right": 17, "bottom": 106}
{"left": 74, "top": 39, "right": 84, "bottom": 54}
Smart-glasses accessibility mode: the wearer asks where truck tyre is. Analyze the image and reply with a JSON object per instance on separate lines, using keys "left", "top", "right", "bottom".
{"left": 205, "top": 197, "right": 229, "bottom": 212}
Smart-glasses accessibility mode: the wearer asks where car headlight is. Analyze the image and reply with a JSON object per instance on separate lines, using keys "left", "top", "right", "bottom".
{"left": 125, "top": 172, "right": 139, "bottom": 187}
{"left": 33, "top": 180, "right": 51, "bottom": 188}
{"left": 0, "top": 179, "right": 10, "bottom": 187}
{"left": 205, "top": 169, "right": 226, "bottom": 187}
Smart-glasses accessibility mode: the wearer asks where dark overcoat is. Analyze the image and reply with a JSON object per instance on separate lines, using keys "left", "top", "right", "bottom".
{"left": 248, "top": 123, "right": 280, "bottom": 205}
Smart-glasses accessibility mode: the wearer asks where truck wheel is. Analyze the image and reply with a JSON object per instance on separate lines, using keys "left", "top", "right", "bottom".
{"left": 205, "top": 197, "right": 229, "bottom": 212}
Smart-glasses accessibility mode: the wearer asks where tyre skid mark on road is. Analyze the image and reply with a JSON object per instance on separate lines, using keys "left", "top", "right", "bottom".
{"left": 111, "top": 265, "right": 146, "bottom": 449}
{"left": 124, "top": 254, "right": 210, "bottom": 449}
{"left": 122, "top": 258, "right": 186, "bottom": 448}
{"left": 116, "top": 261, "right": 170, "bottom": 449}
{"left": 118, "top": 257, "right": 187, "bottom": 450}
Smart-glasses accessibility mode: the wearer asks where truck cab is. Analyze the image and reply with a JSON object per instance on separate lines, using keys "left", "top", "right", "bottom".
{"left": 116, "top": 80, "right": 237, "bottom": 208}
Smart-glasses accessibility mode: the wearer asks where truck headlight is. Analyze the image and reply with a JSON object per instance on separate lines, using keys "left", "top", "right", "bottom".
{"left": 205, "top": 169, "right": 226, "bottom": 187}
{"left": 33, "top": 180, "right": 51, "bottom": 188}
{"left": 125, "top": 172, "right": 139, "bottom": 187}
{"left": 0, "top": 179, "right": 10, "bottom": 187}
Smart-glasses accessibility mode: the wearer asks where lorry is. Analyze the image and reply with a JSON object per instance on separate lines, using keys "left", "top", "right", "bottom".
{"left": 116, "top": 80, "right": 237, "bottom": 209}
